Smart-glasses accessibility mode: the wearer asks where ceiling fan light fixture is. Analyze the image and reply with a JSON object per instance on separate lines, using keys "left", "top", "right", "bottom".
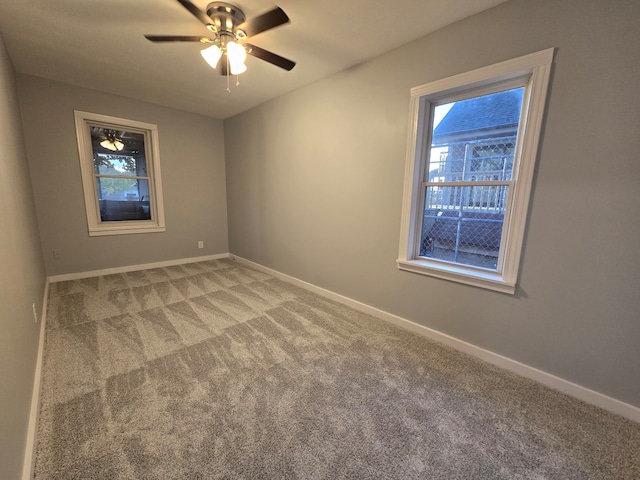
{"left": 200, "top": 44, "right": 223, "bottom": 69}
{"left": 227, "top": 41, "right": 247, "bottom": 75}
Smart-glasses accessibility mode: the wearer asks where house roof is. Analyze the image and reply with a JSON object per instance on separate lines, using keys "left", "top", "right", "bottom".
{"left": 433, "top": 88, "right": 523, "bottom": 143}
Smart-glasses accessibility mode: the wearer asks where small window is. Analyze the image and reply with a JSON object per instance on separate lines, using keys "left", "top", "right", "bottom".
{"left": 398, "top": 49, "right": 554, "bottom": 294}
{"left": 74, "top": 111, "right": 166, "bottom": 236}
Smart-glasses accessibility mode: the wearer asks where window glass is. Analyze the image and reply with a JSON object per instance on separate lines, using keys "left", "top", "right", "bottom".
{"left": 94, "top": 154, "right": 147, "bottom": 177}
{"left": 421, "top": 88, "right": 523, "bottom": 270}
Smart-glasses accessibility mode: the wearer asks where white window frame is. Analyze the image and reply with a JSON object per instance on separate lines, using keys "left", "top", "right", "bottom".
{"left": 74, "top": 111, "right": 166, "bottom": 236}
{"left": 397, "top": 48, "right": 554, "bottom": 294}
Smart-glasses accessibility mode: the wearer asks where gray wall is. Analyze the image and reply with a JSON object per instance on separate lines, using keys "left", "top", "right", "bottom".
{"left": 18, "top": 75, "right": 229, "bottom": 276}
{"left": 0, "top": 35, "right": 46, "bottom": 479}
{"left": 224, "top": 0, "right": 640, "bottom": 407}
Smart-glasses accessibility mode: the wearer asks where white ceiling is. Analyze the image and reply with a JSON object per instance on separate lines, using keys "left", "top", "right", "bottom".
{"left": 0, "top": 0, "right": 508, "bottom": 119}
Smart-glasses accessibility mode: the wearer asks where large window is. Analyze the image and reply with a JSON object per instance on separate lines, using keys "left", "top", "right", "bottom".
{"left": 398, "top": 49, "right": 554, "bottom": 294}
{"left": 74, "top": 111, "right": 165, "bottom": 236}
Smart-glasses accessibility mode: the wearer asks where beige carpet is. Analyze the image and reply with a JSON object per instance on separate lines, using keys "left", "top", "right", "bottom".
{"left": 34, "top": 258, "right": 640, "bottom": 479}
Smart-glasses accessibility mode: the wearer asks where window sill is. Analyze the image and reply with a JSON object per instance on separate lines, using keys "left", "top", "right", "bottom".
{"left": 396, "top": 258, "right": 515, "bottom": 295}
{"left": 89, "top": 222, "right": 166, "bottom": 237}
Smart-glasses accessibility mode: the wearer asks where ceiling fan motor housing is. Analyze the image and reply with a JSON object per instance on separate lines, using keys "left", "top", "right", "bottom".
{"left": 206, "top": 2, "right": 247, "bottom": 38}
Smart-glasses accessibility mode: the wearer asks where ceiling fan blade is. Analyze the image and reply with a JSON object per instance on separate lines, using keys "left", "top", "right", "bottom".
{"left": 237, "top": 7, "right": 289, "bottom": 38}
{"left": 176, "top": 0, "right": 213, "bottom": 28}
{"left": 245, "top": 43, "right": 295, "bottom": 71}
{"left": 144, "top": 35, "right": 211, "bottom": 43}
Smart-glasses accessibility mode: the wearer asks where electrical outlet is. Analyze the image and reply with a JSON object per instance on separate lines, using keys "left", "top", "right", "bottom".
{"left": 53, "top": 248, "right": 62, "bottom": 259}
{"left": 32, "top": 303, "right": 38, "bottom": 323}
{"left": 198, "top": 241, "right": 204, "bottom": 249}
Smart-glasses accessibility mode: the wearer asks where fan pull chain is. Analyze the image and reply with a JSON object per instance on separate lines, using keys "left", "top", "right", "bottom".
{"left": 226, "top": 54, "right": 231, "bottom": 93}
{"left": 236, "top": 75, "right": 240, "bottom": 87}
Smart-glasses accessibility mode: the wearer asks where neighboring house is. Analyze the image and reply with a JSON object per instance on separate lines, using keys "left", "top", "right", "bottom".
{"left": 421, "top": 89, "right": 523, "bottom": 263}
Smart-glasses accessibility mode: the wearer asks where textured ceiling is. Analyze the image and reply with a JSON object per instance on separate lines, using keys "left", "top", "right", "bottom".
{"left": 0, "top": 0, "right": 509, "bottom": 119}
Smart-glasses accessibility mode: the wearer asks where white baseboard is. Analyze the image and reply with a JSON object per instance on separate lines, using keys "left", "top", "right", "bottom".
{"left": 22, "top": 279, "right": 50, "bottom": 480}
{"left": 233, "top": 255, "right": 640, "bottom": 424}
{"left": 48, "top": 253, "right": 230, "bottom": 283}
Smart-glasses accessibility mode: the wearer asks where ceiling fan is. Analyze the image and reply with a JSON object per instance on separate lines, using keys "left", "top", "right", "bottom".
{"left": 145, "top": 1, "right": 295, "bottom": 76}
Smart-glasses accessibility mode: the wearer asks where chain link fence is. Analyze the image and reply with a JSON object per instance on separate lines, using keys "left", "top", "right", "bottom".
{"left": 421, "top": 137, "right": 515, "bottom": 270}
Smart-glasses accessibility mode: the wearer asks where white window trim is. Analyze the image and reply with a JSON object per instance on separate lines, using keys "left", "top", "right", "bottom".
{"left": 74, "top": 111, "right": 166, "bottom": 236}
{"left": 397, "top": 48, "right": 554, "bottom": 294}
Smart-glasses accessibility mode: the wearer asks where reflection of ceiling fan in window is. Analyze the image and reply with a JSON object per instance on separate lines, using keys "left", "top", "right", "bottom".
{"left": 90, "top": 126, "right": 145, "bottom": 154}
{"left": 99, "top": 131, "right": 125, "bottom": 152}
{"left": 145, "top": 1, "right": 295, "bottom": 76}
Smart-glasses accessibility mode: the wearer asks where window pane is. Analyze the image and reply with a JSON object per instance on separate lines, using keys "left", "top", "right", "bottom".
{"left": 96, "top": 178, "right": 151, "bottom": 222}
{"left": 420, "top": 88, "right": 522, "bottom": 269}
{"left": 90, "top": 126, "right": 147, "bottom": 176}
{"left": 420, "top": 186, "right": 507, "bottom": 270}
{"left": 427, "top": 88, "right": 523, "bottom": 183}
{"left": 90, "top": 125, "right": 153, "bottom": 223}
{"left": 94, "top": 154, "right": 147, "bottom": 177}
